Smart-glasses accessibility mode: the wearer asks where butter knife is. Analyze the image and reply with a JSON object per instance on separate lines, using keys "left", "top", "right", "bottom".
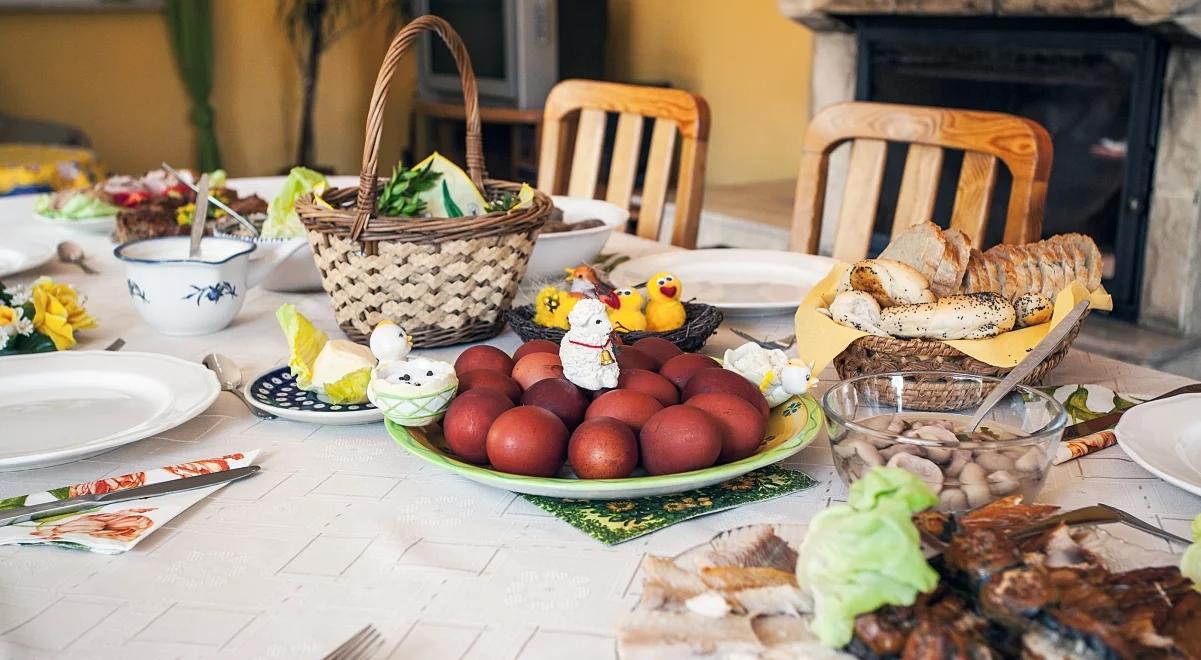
{"left": 188, "top": 172, "right": 210, "bottom": 259}
{"left": 0, "top": 465, "right": 260, "bottom": 527}
{"left": 968, "top": 300, "right": 1091, "bottom": 430}
{"left": 1062, "top": 382, "right": 1201, "bottom": 440}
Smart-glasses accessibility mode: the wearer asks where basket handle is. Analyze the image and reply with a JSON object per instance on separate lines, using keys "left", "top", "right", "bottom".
{"left": 351, "top": 15, "right": 486, "bottom": 241}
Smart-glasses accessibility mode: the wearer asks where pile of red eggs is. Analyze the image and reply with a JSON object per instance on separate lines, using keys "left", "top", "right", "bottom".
{"left": 444, "top": 337, "right": 771, "bottom": 479}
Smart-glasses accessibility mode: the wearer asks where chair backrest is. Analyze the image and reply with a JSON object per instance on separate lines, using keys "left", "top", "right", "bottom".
{"left": 537, "top": 80, "right": 711, "bottom": 248}
{"left": 790, "top": 101, "right": 1052, "bottom": 261}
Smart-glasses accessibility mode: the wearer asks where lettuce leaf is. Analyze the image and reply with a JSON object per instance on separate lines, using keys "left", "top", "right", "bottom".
{"left": 1183, "top": 514, "right": 1201, "bottom": 591}
{"left": 262, "top": 166, "right": 327, "bottom": 238}
{"left": 34, "top": 192, "right": 118, "bottom": 219}
{"left": 322, "top": 367, "right": 371, "bottom": 404}
{"left": 797, "top": 467, "right": 939, "bottom": 648}
{"left": 276, "top": 304, "right": 327, "bottom": 390}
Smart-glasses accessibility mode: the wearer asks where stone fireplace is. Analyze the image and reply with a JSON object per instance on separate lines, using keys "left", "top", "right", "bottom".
{"left": 779, "top": 0, "right": 1201, "bottom": 336}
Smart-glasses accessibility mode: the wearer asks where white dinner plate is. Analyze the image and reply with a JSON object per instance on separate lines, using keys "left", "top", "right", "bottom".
{"left": 0, "top": 351, "right": 220, "bottom": 470}
{"left": 1114, "top": 393, "right": 1201, "bottom": 497}
{"left": 0, "top": 237, "right": 56, "bottom": 279}
{"left": 610, "top": 249, "right": 838, "bottom": 317}
{"left": 33, "top": 212, "right": 116, "bottom": 233}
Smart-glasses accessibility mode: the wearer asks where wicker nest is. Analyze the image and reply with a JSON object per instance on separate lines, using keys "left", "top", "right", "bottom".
{"left": 506, "top": 302, "right": 723, "bottom": 353}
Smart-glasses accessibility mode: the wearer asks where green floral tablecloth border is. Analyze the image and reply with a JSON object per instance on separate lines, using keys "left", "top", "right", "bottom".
{"left": 521, "top": 465, "right": 816, "bottom": 545}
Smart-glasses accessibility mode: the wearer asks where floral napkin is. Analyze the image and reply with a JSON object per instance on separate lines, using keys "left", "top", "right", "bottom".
{"left": 521, "top": 465, "right": 816, "bottom": 545}
{"left": 0, "top": 450, "right": 258, "bottom": 554}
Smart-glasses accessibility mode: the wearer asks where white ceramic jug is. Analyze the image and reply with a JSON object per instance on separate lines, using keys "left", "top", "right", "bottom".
{"left": 114, "top": 236, "right": 305, "bottom": 335}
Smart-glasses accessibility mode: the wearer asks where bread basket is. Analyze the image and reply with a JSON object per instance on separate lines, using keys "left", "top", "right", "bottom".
{"left": 295, "top": 16, "right": 552, "bottom": 347}
{"left": 832, "top": 314, "right": 1085, "bottom": 410}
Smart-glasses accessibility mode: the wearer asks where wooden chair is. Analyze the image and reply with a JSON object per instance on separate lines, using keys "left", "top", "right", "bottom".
{"left": 537, "top": 79, "right": 710, "bottom": 248}
{"left": 789, "top": 101, "right": 1053, "bottom": 261}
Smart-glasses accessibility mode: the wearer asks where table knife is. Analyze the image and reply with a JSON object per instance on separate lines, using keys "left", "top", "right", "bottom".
{"left": 0, "top": 465, "right": 260, "bottom": 527}
{"left": 1062, "top": 382, "right": 1201, "bottom": 440}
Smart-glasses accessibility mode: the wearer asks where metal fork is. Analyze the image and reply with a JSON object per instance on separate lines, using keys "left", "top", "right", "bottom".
{"left": 104, "top": 338, "right": 126, "bottom": 352}
{"left": 1009, "top": 503, "right": 1190, "bottom": 546}
{"left": 323, "top": 624, "right": 383, "bottom": 660}
{"left": 730, "top": 328, "right": 796, "bottom": 351}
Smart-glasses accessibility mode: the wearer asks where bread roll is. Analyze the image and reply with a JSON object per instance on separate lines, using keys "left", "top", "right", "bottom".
{"left": 877, "top": 293, "right": 1016, "bottom": 340}
{"left": 829, "top": 291, "right": 886, "bottom": 335}
{"left": 1013, "top": 293, "right": 1053, "bottom": 328}
{"left": 848, "top": 259, "right": 936, "bottom": 307}
{"left": 879, "top": 222, "right": 970, "bottom": 297}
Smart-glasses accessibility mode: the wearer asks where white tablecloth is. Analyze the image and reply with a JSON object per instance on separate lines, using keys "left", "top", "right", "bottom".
{"left": 0, "top": 186, "right": 1198, "bottom": 659}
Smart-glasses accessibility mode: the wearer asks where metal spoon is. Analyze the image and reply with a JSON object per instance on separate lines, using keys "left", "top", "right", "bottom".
{"left": 56, "top": 241, "right": 97, "bottom": 274}
{"left": 967, "top": 300, "right": 1090, "bottom": 431}
{"left": 202, "top": 353, "right": 276, "bottom": 420}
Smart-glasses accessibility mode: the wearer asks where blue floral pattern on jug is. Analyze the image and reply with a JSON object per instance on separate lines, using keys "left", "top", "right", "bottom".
{"left": 127, "top": 279, "right": 148, "bottom": 303}
{"left": 183, "top": 282, "right": 237, "bottom": 305}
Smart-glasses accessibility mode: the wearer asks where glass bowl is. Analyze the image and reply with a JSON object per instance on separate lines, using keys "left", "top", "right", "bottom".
{"left": 821, "top": 372, "right": 1068, "bottom": 512}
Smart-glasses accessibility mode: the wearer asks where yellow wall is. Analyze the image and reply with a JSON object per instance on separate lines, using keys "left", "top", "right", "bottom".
{"left": 0, "top": 3, "right": 413, "bottom": 177}
{"left": 0, "top": 2, "right": 811, "bottom": 186}
{"left": 608, "top": 0, "right": 813, "bottom": 185}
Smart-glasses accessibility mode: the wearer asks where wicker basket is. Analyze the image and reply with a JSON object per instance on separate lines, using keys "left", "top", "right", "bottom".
{"left": 506, "top": 302, "right": 723, "bottom": 353}
{"left": 832, "top": 313, "right": 1086, "bottom": 395}
{"left": 295, "top": 16, "right": 552, "bottom": 347}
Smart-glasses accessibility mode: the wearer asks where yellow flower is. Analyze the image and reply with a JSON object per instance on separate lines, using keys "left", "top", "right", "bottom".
{"left": 606, "top": 501, "right": 635, "bottom": 513}
{"left": 32, "top": 288, "right": 75, "bottom": 350}
{"left": 30, "top": 278, "right": 96, "bottom": 350}
{"left": 33, "top": 278, "right": 95, "bottom": 331}
{"left": 0, "top": 305, "right": 16, "bottom": 327}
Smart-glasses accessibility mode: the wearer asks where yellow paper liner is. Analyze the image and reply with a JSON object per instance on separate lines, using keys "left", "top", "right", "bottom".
{"left": 795, "top": 262, "right": 1114, "bottom": 373}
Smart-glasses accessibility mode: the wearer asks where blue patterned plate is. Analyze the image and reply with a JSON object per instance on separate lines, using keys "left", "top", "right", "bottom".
{"left": 243, "top": 366, "right": 383, "bottom": 425}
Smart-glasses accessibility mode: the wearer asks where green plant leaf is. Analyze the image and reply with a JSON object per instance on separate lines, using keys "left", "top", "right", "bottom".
{"left": 12, "top": 332, "right": 56, "bottom": 354}
{"left": 47, "top": 486, "right": 71, "bottom": 500}
{"left": 0, "top": 495, "right": 27, "bottom": 511}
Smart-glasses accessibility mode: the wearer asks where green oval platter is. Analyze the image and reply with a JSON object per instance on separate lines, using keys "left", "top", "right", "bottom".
{"left": 385, "top": 394, "right": 823, "bottom": 499}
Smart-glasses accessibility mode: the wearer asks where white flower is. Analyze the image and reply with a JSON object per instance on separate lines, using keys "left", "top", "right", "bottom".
{"left": 7, "top": 285, "right": 30, "bottom": 306}
{"left": 13, "top": 314, "right": 33, "bottom": 336}
{"left": 0, "top": 326, "right": 10, "bottom": 351}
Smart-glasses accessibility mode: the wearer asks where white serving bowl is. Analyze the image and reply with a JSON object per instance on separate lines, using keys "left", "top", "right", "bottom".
{"left": 524, "top": 196, "right": 628, "bottom": 280}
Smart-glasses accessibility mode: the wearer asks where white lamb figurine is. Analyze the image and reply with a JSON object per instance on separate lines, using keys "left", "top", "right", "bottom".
{"left": 723, "top": 341, "right": 816, "bottom": 407}
{"left": 559, "top": 299, "right": 620, "bottom": 391}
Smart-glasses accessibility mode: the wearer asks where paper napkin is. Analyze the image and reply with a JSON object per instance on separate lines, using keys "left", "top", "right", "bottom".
{"left": 794, "top": 263, "right": 1114, "bottom": 373}
{"left": 0, "top": 450, "right": 258, "bottom": 554}
{"left": 521, "top": 465, "right": 817, "bottom": 545}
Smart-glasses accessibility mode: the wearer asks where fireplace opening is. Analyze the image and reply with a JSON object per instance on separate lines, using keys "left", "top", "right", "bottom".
{"left": 852, "top": 17, "right": 1167, "bottom": 320}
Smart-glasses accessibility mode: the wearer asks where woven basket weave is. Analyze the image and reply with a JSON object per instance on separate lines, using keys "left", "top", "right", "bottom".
{"left": 833, "top": 314, "right": 1085, "bottom": 398}
{"left": 294, "top": 16, "right": 551, "bottom": 346}
{"left": 506, "top": 302, "right": 723, "bottom": 353}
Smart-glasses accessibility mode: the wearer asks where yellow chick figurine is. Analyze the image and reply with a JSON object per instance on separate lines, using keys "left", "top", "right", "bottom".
{"left": 645, "top": 271, "right": 686, "bottom": 332}
{"left": 607, "top": 287, "right": 647, "bottom": 333}
{"left": 533, "top": 286, "right": 576, "bottom": 330}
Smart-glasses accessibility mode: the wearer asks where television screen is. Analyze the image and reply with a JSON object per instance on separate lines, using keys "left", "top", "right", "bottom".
{"left": 428, "top": 0, "right": 507, "bottom": 79}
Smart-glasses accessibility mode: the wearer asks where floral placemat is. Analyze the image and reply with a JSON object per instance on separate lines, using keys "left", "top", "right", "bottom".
{"left": 521, "top": 465, "right": 816, "bottom": 545}
{"left": 0, "top": 450, "right": 257, "bottom": 554}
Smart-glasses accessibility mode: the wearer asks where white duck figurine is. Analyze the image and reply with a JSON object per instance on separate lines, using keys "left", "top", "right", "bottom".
{"left": 722, "top": 341, "right": 817, "bottom": 407}
{"left": 369, "top": 320, "right": 413, "bottom": 363}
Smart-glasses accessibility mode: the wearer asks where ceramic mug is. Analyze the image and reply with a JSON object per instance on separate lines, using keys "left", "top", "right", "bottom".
{"left": 114, "top": 236, "right": 305, "bottom": 335}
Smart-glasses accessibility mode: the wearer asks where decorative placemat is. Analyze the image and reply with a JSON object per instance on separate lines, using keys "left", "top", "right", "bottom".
{"left": 521, "top": 465, "right": 816, "bottom": 545}
{"left": 249, "top": 366, "right": 374, "bottom": 413}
